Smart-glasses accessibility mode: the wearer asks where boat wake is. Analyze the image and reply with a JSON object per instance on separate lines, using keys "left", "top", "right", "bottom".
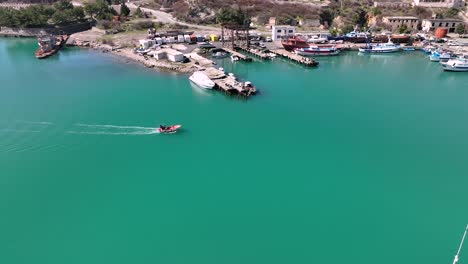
{"left": 18, "top": 121, "right": 53, "bottom": 125}
{"left": 68, "top": 124, "right": 159, "bottom": 136}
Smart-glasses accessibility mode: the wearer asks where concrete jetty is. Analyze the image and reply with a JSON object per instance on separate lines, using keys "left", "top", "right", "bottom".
{"left": 270, "top": 49, "right": 319, "bottom": 67}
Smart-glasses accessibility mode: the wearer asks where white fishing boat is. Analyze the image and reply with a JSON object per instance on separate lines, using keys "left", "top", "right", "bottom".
{"left": 189, "top": 71, "right": 215, "bottom": 89}
{"left": 451, "top": 224, "right": 468, "bottom": 264}
{"left": 430, "top": 50, "right": 453, "bottom": 62}
{"left": 443, "top": 55, "right": 468, "bottom": 72}
{"left": 231, "top": 55, "right": 240, "bottom": 62}
{"left": 359, "top": 38, "right": 400, "bottom": 53}
{"left": 295, "top": 45, "right": 340, "bottom": 56}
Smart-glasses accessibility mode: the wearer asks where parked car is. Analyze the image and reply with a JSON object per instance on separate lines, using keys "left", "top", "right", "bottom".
{"left": 265, "top": 37, "right": 272, "bottom": 42}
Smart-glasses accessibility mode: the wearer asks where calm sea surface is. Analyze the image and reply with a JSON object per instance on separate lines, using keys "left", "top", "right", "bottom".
{"left": 1, "top": 38, "right": 468, "bottom": 264}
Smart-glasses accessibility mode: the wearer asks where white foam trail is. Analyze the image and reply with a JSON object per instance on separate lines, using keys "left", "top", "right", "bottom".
{"left": 67, "top": 130, "right": 159, "bottom": 136}
{"left": 0, "top": 129, "right": 41, "bottom": 133}
{"left": 75, "top": 124, "right": 156, "bottom": 130}
{"left": 18, "top": 121, "right": 53, "bottom": 125}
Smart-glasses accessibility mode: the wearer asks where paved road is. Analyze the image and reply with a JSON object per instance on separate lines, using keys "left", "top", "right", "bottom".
{"left": 127, "top": 3, "right": 219, "bottom": 32}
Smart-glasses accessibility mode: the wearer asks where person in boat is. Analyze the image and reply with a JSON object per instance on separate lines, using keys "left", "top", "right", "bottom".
{"left": 160, "top": 125, "right": 167, "bottom": 130}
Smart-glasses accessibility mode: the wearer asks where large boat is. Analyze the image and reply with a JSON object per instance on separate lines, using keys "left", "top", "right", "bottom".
{"left": 443, "top": 55, "right": 468, "bottom": 72}
{"left": 344, "top": 31, "right": 369, "bottom": 43}
{"left": 281, "top": 36, "right": 309, "bottom": 51}
{"left": 35, "top": 35, "right": 69, "bottom": 59}
{"left": 307, "top": 34, "right": 329, "bottom": 44}
{"left": 359, "top": 39, "right": 401, "bottom": 53}
{"left": 189, "top": 71, "right": 215, "bottom": 89}
{"left": 294, "top": 45, "right": 340, "bottom": 56}
{"left": 373, "top": 34, "right": 411, "bottom": 44}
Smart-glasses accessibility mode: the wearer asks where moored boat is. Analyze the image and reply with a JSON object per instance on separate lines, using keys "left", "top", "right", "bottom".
{"left": 189, "top": 71, "right": 215, "bottom": 89}
{"left": 429, "top": 49, "right": 453, "bottom": 62}
{"left": 344, "top": 31, "right": 369, "bottom": 43}
{"left": 359, "top": 39, "right": 400, "bottom": 53}
{"left": 212, "top": 50, "right": 229, "bottom": 59}
{"left": 294, "top": 45, "right": 340, "bottom": 56}
{"left": 35, "top": 35, "right": 69, "bottom": 59}
{"left": 443, "top": 55, "right": 468, "bottom": 72}
{"left": 281, "top": 36, "right": 309, "bottom": 51}
{"left": 373, "top": 34, "right": 411, "bottom": 44}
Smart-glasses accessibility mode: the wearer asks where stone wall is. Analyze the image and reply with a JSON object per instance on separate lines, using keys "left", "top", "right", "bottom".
{"left": 0, "top": 21, "right": 94, "bottom": 37}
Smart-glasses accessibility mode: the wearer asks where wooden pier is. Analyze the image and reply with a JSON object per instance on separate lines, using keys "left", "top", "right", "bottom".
{"left": 221, "top": 48, "right": 253, "bottom": 62}
{"left": 234, "top": 46, "right": 270, "bottom": 60}
{"left": 204, "top": 67, "right": 257, "bottom": 98}
{"left": 270, "top": 49, "right": 319, "bottom": 67}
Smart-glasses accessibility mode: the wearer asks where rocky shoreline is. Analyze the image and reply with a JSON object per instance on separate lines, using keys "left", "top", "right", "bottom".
{"left": 67, "top": 32, "right": 201, "bottom": 74}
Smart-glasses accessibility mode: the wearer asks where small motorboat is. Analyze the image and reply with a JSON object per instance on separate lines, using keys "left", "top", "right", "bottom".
{"left": 231, "top": 55, "right": 240, "bottom": 62}
{"left": 189, "top": 71, "right": 215, "bottom": 89}
{"left": 158, "top": 125, "right": 182, "bottom": 134}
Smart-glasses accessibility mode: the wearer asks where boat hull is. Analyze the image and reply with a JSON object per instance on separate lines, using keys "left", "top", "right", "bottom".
{"left": 359, "top": 48, "right": 400, "bottom": 53}
{"left": 189, "top": 73, "right": 215, "bottom": 89}
{"left": 295, "top": 49, "right": 340, "bottom": 56}
{"left": 443, "top": 65, "right": 468, "bottom": 72}
{"left": 35, "top": 35, "right": 69, "bottom": 59}
{"left": 158, "top": 125, "right": 182, "bottom": 134}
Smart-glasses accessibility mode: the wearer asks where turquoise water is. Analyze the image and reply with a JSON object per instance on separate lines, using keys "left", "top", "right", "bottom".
{"left": 1, "top": 38, "right": 468, "bottom": 264}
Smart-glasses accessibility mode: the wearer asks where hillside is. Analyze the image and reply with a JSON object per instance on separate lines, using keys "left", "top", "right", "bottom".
{"left": 149, "top": 0, "right": 322, "bottom": 24}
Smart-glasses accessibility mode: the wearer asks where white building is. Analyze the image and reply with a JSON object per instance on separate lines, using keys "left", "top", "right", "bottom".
{"left": 413, "top": 0, "right": 465, "bottom": 9}
{"left": 272, "top": 25, "right": 296, "bottom": 41}
{"left": 152, "top": 48, "right": 185, "bottom": 62}
{"left": 165, "top": 48, "right": 184, "bottom": 62}
{"left": 422, "top": 18, "right": 465, "bottom": 32}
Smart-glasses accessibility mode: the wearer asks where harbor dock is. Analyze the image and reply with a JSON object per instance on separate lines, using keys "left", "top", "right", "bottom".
{"left": 221, "top": 48, "right": 253, "bottom": 62}
{"left": 204, "top": 67, "right": 257, "bottom": 98}
{"left": 234, "top": 46, "right": 270, "bottom": 60}
{"left": 270, "top": 49, "right": 319, "bottom": 67}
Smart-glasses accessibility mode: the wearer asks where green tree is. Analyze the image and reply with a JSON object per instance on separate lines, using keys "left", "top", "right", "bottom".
{"left": 455, "top": 23, "right": 466, "bottom": 35}
{"left": 216, "top": 7, "right": 250, "bottom": 25}
{"left": 120, "top": 3, "right": 130, "bottom": 16}
{"left": 398, "top": 24, "right": 410, "bottom": 34}
{"left": 84, "top": 0, "right": 114, "bottom": 20}
{"left": 370, "top": 7, "right": 381, "bottom": 16}
{"left": 319, "top": 8, "right": 334, "bottom": 26}
{"left": 51, "top": 10, "right": 70, "bottom": 25}
{"left": 352, "top": 8, "right": 367, "bottom": 28}
{"left": 133, "top": 7, "right": 143, "bottom": 18}
{"left": 54, "top": 0, "right": 74, "bottom": 11}
{"left": 71, "top": 6, "right": 85, "bottom": 21}
{"left": 444, "top": 8, "right": 459, "bottom": 18}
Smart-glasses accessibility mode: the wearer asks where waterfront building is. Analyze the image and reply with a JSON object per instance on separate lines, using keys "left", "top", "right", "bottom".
{"left": 382, "top": 16, "right": 420, "bottom": 32}
{"left": 373, "top": 2, "right": 412, "bottom": 8}
{"left": 272, "top": 25, "right": 296, "bottom": 41}
{"left": 413, "top": 0, "right": 465, "bottom": 9}
{"left": 422, "top": 18, "right": 465, "bottom": 32}
{"left": 152, "top": 48, "right": 184, "bottom": 62}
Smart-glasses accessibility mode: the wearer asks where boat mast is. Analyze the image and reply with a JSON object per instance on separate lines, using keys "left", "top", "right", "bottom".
{"left": 453, "top": 224, "right": 468, "bottom": 264}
